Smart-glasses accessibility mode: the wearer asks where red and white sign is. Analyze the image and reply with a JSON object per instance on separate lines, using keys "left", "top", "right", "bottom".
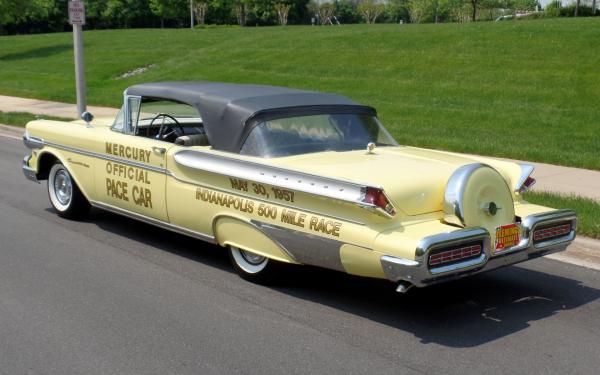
{"left": 68, "top": 1, "right": 86, "bottom": 25}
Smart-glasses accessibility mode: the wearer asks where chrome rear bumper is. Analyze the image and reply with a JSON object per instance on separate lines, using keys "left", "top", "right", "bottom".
{"left": 381, "top": 209, "right": 577, "bottom": 287}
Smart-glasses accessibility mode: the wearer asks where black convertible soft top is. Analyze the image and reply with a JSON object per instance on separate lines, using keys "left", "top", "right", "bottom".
{"left": 125, "top": 82, "right": 377, "bottom": 152}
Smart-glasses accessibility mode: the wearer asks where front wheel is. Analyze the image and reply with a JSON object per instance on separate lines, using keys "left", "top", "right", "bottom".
{"left": 47, "top": 161, "right": 90, "bottom": 219}
{"left": 228, "top": 246, "right": 283, "bottom": 284}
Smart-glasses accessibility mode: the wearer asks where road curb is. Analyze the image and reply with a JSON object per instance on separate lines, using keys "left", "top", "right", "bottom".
{"left": 574, "top": 236, "right": 600, "bottom": 252}
{"left": 543, "top": 236, "right": 600, "bottom": 271}
{"left": 0, "top": 123, "right": 24, "bottom": 136}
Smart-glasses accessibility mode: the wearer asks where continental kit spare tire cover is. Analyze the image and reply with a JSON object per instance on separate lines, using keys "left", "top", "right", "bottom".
{"left": 444, "top": 163, "right": 515, "bottom": 244}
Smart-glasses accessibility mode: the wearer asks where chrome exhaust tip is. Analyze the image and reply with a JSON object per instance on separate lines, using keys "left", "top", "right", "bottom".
{"left": 395, "top": 281, "right": 414, "bottom": 293}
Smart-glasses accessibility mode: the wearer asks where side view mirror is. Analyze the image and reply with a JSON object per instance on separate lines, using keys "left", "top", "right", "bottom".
{"left": 81, "top": 111, "right": 94, "bottom": 124}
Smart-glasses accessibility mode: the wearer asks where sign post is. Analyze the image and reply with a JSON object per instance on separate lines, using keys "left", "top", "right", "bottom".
{"left": 68, "top": 1, "right": 86, "bottom": 117}
{"left": 190, "top": 0, "right": 195, "bottom": 30}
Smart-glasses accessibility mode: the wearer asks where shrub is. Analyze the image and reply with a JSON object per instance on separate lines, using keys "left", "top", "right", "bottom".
{"left": 561, "top": 4, "right": 595, "bottom": 17}
{"left": 544, "top": 0, "right": 562, "bottom": 17}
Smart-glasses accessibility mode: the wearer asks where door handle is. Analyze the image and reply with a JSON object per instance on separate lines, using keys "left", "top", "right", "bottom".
{"left": 152, "top": 146, "right": 166, "bottom": 154}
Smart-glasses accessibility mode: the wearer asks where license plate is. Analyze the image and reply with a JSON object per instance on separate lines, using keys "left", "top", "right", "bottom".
{"left": 495, "top": 223, "right": 521, "bottom": 252}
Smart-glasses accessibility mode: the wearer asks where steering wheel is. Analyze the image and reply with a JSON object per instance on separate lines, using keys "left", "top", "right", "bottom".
{"left": 148, "top": 113, "right": 184, "bottom": 142}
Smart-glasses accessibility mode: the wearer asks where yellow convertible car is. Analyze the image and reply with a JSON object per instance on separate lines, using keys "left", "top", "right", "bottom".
{"left": 22, "top": 82, "right": 576, "bottom": 292}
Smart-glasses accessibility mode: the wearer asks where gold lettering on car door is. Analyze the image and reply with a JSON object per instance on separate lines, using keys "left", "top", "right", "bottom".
{"left": 105, "top": 142, "right": 152, "bottom": 163}
{"left": 104, "top": 161, "right": 153, "bottom": 208}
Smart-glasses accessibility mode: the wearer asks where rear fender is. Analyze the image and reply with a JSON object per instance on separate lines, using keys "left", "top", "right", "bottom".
{"left": 212, "top": 215, "right": 298, "bottom": 264}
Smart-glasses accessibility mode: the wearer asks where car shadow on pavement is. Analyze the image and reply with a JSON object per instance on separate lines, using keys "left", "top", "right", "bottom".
{"left": 88, "top": 207, "right": 599, "bottom": 349}
{"left": 88, "top": 208, "right": 233, "bottom": 272}
{"left": 275, "top": 263, "right": 600, "bottom": 348}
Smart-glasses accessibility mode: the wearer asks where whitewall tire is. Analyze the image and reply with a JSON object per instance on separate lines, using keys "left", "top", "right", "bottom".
{"left": 228, "top": 246, "right": 283, "bottom": 284}
{"left": 47, "top": 161, "right": 90, "bottom": 219}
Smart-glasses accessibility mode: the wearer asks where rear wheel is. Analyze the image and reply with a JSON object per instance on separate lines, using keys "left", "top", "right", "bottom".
{"left": 228, "top": 246, "right": 283, "bottom": 284}
{"left": 47, "top": 161, "right": 90, "bottom": 219}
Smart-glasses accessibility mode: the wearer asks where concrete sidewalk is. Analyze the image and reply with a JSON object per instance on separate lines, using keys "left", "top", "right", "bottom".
{"left": 0, "top": 95, "right": 119, "bottom": 119}
{"left": 1, "top": 94, "right": 599, "bottom": 202}
{"left": 494, "top": 157, "right": 600, "bottom": 202}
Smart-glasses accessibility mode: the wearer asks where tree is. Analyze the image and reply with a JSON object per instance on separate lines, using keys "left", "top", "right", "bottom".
{"left": 103, "top": 0, "right": 154, "bottom": 28}
{"left": 0, "top": 0, "right": 39, "bottom": 25}
{"left": 149, "top": 0, "right": 187, "bottom": 28}
{"left": 386, "top": 0, "right": 410, "bottom": 23}
{"left": 193, "top": 0, "right": 208, "bottom": 24}
{"left": 357, "top": 0, "right": 385, "bottom": 23}
{"left": 247, "top": 0, "right": 277, "bottom": 25}
{"left": 512, "top": 0, "right": 537, "bottom": 11}
{"left": 275, "top": 3, "right": 291, "bottom": 25}
{"left": 446, "top": 0, "right": 470, "bottom": 21}
{"left": 318, "top": 2, "right": 334, "bottom": 24}
{"left": 234, "top": 0, "right": 248, "bottom": 26}
{"left": 408, "top": 0, "right": 434, "bottom": 22}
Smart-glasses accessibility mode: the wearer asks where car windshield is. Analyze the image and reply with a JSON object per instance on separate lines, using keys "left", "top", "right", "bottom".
{"left": 240, "top": 114, "right": 398, "bottom": 158}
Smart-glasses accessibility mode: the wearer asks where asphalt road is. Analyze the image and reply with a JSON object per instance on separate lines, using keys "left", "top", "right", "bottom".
{"left": 1, "top": 134, "right": 599, "bottom": 375}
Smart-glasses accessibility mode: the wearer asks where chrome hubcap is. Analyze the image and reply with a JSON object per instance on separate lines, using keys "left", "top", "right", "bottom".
{"left": 54, "top": 170, "right": 72, "bottom": 205}
{"left": 240, "top": 250, "right": 266, "bottom": 265}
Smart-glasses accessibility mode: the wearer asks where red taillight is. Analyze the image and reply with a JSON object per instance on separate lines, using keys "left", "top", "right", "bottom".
{"left": 428, "top": 244, "right": 482, "bottom": 267}
{"left": 518, "top": 176, "right": 536, "bottom": 193}
{"left": 362, "top": 187, "right": 396, "bottom": 216}
{"left": 533, "top": 223, "right": 571, "bottom": 242}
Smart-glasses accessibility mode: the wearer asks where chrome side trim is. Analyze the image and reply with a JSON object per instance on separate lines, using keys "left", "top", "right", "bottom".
{"left": 28, "top": 138, "right": 366, "bottom": 225}
{"left": 22, "top": 155, "right": 39, "bottom": 183}
{"left": 23, "top": 132, "right": 44, "bottom": 149}
{"left": 41, "top": 139, "right": 167, "bottom": 174}
{"left": 514, "top": 163, "right": 535, "bottom": 193}
{"left": 251, "top": 220, "right": 346, "bottom": 272}
{"left": 173, "top": 149, "right": 390, "bottom": 212}
{"left": 32, "top": 139, "right": 368, "bottom": 225}
{"left": 381, "top": 209, "right": 577, "bottom": 287}
{"left": 167, "top": 171, "right": 366, "bottom": 226}
{"left": 90, "top": 200, "right": 216, "bottom": 244}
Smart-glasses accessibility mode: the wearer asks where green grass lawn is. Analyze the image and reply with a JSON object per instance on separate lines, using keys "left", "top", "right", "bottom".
{"left": 0, "top": 19, "right": 599, "bottom": 169}
{"left": 0, "top": 111, "right": 71, "bottom": 127}
{"left": 524, "top": 192, "right": 600, "bottom": 239}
